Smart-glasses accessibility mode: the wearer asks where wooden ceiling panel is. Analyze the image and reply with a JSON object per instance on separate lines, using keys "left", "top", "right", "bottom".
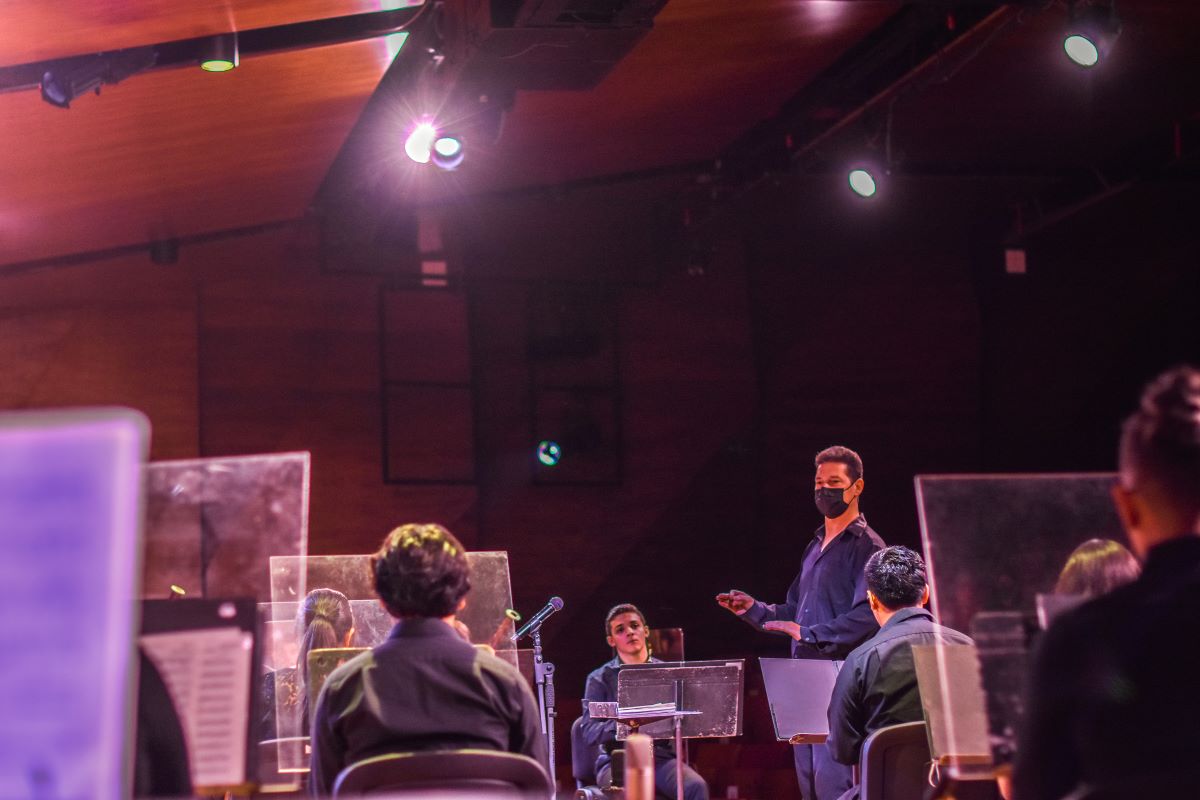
{"left": 413, "top": 0, "right": 901, "bottom": 197}
{"left": 0, "top": 38, "right": 396, "bottom": 265}
{"left": 0, "top": 0, "right": 420, "bottom": 68}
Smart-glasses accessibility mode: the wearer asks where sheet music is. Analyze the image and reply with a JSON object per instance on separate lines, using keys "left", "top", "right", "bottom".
{"left": 140, "top": 627, "right": 253, "bottom": 788}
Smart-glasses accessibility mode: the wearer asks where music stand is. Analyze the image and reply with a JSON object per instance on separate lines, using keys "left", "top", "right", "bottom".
{"left": 609, "top": 660, "right": 744, "bottom": 800}
{"left": 758, "top": 657, "right": 843, "bottom": 744}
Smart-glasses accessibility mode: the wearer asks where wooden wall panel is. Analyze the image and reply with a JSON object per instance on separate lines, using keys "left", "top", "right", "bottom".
{"left": 0, "top": 254, "right": 199, "bottom": 459}
{"left": 194, "top": 227, "right": 480, "bottom": 553}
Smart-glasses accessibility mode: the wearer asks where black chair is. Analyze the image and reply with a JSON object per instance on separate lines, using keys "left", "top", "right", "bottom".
{"left": 331, "top": 749, "right": 551, "bottom": 797}
{"left": 858, "top": 721, "right": 931, "bottom": 800}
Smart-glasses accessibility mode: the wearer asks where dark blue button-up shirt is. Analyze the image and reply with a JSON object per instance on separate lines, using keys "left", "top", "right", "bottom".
{"left": 743, "top": 514, "right": 885, "bottom": 659}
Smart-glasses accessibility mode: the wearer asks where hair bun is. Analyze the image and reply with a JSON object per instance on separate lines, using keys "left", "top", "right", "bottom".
{"left": 1141, "top": 367, "right": 1200, "bottom": 445}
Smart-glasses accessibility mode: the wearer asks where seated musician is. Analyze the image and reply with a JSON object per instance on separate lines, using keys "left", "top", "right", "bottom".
{"left": 826, "top": 547, "right": 972, "bottom": 784}
{"left": 579, "top": 603, "right": 709, "bottom": 800}
{"left": 308, "top": 523, "right": 546, "bottom": 795}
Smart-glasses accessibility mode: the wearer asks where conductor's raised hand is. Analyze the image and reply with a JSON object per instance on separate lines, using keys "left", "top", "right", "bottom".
{"left": 715, "top": 589, "right": 754, "bottom": 615}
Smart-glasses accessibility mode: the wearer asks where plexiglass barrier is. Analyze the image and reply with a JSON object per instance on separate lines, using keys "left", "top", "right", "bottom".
{"left": 269, "top": 552, "right": 516, "bottom": 649}
{"left": 915, "top": 473, "right": 1126, "bottom": 777}
{"left": 263, "top": 552, "right": 515, "bottom": 772}
{"left": 143, "top": 452, "right": 310, "bottom": 602}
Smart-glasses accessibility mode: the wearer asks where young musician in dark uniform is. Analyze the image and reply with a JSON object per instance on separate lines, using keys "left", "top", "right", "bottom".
{"left": 579, "top": 603, "right": 709, "bottom": 800}
{"left": 308, "top": 523, "right": 546, "bottom": 795}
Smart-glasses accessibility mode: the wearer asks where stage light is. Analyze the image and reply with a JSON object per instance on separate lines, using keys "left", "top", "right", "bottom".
{"left": 848, "top": 168, "right": 878, "bottom": 199}
{"left": 405, "top": 121, "right": 437, "bottom": 164}
{"left": 199, "top": 33, "right": 239, "bottom": 72}
{"left": 536, "top": 440, "right": 562, "bottom": 467}
{"left": 40, "top": 59, "right": 107, "bottom": 109}
{"left": 1064, "top": 1, "right": 1120, "bottom": 68}
{"left": 39, "top": 48, "right": 156, "bottom": 109}
{"left": 431, "top": 135, "right": 464, "bottom": 170}
{"left": 1063, "top": 34, "right": 1099, "bottom": 67}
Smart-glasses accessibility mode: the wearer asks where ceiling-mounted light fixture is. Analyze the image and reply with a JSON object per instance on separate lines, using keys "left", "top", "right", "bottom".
{"left": 431, "top": 135, "right": 464, "bottom": 171}
{"left": 39, "top": 48, "right": 156, "bottom": 109}
{"left": 199, "top": 33, "right": 239, "bottom": 72}
{"left": 40, "top": 58, "right": 107, "bottom": 109}
{"left": 1064, "top": 0, "right": 1121, "bottom": 68}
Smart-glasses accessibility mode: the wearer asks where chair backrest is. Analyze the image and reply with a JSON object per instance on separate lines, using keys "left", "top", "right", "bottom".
{"left": 332, "top": 749, "right": 551, "bottom": 797}
{"left": 858, "top": 721, "right": 932, "bottom": 800}
{"left": 570, "top": 715, "right": 601, "bottom": 787}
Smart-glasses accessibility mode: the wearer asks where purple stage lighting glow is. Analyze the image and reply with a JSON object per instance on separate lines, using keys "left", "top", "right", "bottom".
{"left": 404, "top": 122, "right": 437, "bottom": 164}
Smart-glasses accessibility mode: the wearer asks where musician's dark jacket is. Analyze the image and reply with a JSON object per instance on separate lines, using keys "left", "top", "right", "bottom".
{"left": 826, "top": 606, "right": 972, "bottom": 766}
{"left": 308, "top": 617, "right": 545, "bottom": 796}
{"left": 1014, "top": 535, "right": 1200, "bottom": 800}
{"left": 579, "top": 655, "right": 676, "bottom": 776}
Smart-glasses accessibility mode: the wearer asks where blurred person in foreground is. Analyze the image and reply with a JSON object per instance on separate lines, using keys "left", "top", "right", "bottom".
{"left": 1014, "top": 366, "right": 1200, "bottom": 800}
{"left": 308, "top": 523, "right": 546, "bottom": 795}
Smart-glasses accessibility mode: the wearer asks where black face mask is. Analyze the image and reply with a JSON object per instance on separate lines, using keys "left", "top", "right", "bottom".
{"left": 814, "top": 486, "right": 852, "bottom": 519}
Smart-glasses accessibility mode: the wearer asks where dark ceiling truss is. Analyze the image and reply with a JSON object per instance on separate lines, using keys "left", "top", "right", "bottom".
{"left": 0, "top": 6, "right": 425, "bottom": 96}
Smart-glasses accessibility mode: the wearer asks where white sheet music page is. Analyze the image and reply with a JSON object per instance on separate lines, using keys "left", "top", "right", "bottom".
{"left": 140, "top": 627, "right": 253, "bottom": 788}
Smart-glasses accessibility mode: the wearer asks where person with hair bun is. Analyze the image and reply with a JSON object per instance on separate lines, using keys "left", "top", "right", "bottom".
{"left": 308, "top": 523, "right": 545, "bottom": 796}
{"left": 1015, "top": 366, "right": 1200, "bottom": 800}
{"left": 261, "top": 588, "right": 355, "bottom": 741}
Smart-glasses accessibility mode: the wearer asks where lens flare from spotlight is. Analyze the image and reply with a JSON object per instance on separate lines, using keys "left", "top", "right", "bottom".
{"left": 536, "top": 440, "right": 562, "bottom": 467}
{"left": 848, "top": 169, "right": 878, "bottom": 198}
{"left": 405, "top": 122, "right": 437, "bottom": 164}
{"left": 1063, "top": 34, "right": 1100, "bottom": 67}
{"left": 432, "top": 136, "right": 464, "bottom": 170}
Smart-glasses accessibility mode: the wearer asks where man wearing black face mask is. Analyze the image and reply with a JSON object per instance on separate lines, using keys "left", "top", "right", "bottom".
{"left": 716, "top": 445, "right": 885, "bottom": 800}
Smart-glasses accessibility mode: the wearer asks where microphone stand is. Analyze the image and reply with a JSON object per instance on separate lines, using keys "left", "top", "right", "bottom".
{"left": 529, "top": 622, "right": 557, "bottom": 793}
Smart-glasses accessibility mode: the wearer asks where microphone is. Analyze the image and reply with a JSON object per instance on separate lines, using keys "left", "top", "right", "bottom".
{"left": 513, "top": 596, "right": 564, "bottom": 640}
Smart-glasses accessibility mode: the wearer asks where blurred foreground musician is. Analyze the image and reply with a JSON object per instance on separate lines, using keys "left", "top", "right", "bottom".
{"left": 1014, "top": 366, "right": 1200, "bottom": 799}
{"left": 308, "top": 523, "right": 546, "bottom": 795}
{"left": 579, "top": 603, "right": 709, "bottom": 800}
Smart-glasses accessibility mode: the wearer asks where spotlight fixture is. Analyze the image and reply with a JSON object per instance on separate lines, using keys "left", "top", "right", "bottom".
{"left": 1064, "top": 0, "right": 1121, "bottom": 68}
{"left": 404, "top": 121, "right": 437, "bottom": 164}
{"left": 199, "top": 33, "right": 239, "bottom": 72}
{"left": 39, "top": 48, "right": 156, "bottom": 109}
{"left": 40, "top": 60, "right": 106, "bottom": 109}
{"left": 847, "top": 168, "right": 878, "bottom": 199}
{"left": 431, "top": 135, "right": 464, "bottom": 171}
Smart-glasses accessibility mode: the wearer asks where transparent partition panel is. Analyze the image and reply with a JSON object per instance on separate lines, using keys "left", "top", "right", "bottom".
{"left": 143, "top": 452, "right": 310, "bottom": 601}
{"left": 915, "top": 473, "right": 1124, "bottom": 777}
{"left": 270, "top": 551, "right": 515, "bottom": 650}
